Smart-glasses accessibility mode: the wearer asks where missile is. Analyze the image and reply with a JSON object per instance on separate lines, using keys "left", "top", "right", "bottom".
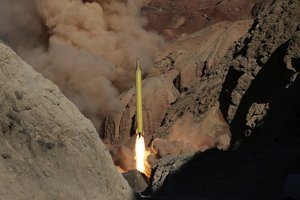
{"left": 136, "top": 59, "right": 144, "bottom": 137}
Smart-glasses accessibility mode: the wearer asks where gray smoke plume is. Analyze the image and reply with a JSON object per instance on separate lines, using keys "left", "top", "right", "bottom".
{"left": 0, "top": 0, "right": 163, "bottom": 130}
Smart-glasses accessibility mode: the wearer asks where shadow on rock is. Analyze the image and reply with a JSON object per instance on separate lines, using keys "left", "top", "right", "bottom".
{"left": 141, "top": 145, "right": 300, "bottom": 200}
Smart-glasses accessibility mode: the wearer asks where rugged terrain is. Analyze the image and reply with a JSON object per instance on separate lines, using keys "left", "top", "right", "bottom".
{"left": 0, "top": 0, "right": 299, "bottom": 199}
{"left": 154, "top": 0, "right": 300, "bottom": 146}
{"left": 142, "top": 0, "right": 272, "bottom": 39}
{"left": 143, "top": 0, "right": 300, "bottom": 199}
{"left": 0, "top": 43, "right": 134, "bottom": 200}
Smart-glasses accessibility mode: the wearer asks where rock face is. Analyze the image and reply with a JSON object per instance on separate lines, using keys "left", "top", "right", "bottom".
{"left": 153, "top": 20, "right": 251, "bottom": 139}
{"left": 153, "top": 19, "right": 252, "bottom": 91}
{"left": 122, "top": 170, "right": 148, "bottom": 193}
{"left": 146, "top": 0, "right": 300, "bottom": 199}
{"left": 0, "top": 43, "right": 134, "bottom": 200}
{"left": 147, "top": 152, "right": 195, "bottom": 194}
{"left": 219, "top": 0, "right": 300, "bottom": 145}
{"left": 142, "top": 0, "right": 272, "bottom": 39}
{"left": 156, "top": 0, "right": 300, "bottom": 147}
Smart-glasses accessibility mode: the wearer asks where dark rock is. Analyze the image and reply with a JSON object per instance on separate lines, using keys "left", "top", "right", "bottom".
{"left": 123, "top": 170, "right": 149, "bottom": 193}
{"left": 284, "top": 174, "right": 300, "bottom": 200}
{"left": 221, "top": 0, "right": 300, "bottom": 145}
{"left": 147, "top": 147, "right": 300, "bottom": 200}
{"left": 147, "top": 152, "right": 195, "bottom": 195}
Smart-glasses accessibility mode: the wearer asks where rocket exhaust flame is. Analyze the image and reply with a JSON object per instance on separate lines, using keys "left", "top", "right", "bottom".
{"left": 135, "top": 134, "right": 146, "bottom": 173}
{"left": 134, "top": 59, "right": 150, "bottom": 177}
{"left": 135, "top": 134, "right": 151, "bottom": 177}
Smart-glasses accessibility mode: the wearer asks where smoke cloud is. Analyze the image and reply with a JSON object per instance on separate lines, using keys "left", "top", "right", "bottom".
{"left": 0, "top": 0, "right": 163, "bottom": 130}
{"left": 112, "top": 145, "right": 135, "bottom": 172}
{"left": 150, "top": 110, "right": 231, "bottom": 162}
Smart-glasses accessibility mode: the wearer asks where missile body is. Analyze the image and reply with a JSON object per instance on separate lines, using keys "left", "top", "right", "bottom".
{"left": 136, "top": 59, "right": 144, "bottom": 137}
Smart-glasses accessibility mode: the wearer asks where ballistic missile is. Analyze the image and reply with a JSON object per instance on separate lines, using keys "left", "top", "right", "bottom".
{"left": 136, "top": 59, "right": 144, "bottom": 137}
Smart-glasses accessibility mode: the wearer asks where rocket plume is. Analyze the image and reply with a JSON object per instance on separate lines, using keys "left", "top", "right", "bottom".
{"left": 135, "top": 135, "right": 146, "bottom": 173}
{"left": 135, "top": 134, "right": 151, "bottom": 177}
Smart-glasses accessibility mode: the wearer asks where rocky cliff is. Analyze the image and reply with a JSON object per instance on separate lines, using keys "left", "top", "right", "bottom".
{"left": 220, "top": 0, "right": 300, "bottom": 146}
{"left": 145, "top": 0, "right": 300, "bottom": 199}
{"left": 0, "top": 42, "right": 134, "bottom": 200}
{"left": 155, "top": 0, "right": 300, "bottom": 147}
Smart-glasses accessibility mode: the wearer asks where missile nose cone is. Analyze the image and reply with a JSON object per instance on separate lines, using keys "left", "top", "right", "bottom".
{"left": 136, "top": 59, "right": 140, "bottom": 70}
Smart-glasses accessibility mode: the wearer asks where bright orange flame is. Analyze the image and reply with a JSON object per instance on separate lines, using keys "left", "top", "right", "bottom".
{"left": 135, "top": 134, "right": 150, "bottom": 177}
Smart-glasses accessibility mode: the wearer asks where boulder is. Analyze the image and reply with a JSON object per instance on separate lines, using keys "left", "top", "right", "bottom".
{"left": 147, "top": 153, "right": 195, "bottom": 194}
{"left": 122, "top": 170, "right": 149, "bottom": 193}
{"left": 0, "top": 42, "right": 134, "bottom": 200}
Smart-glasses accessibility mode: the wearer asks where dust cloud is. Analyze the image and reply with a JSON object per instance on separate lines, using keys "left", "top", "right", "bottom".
{"left": 113, "top": 146, "right": 135, "bottom": 172}
{"left": 0, "top": 0, "right": 163, "bottom": 130}
{"left": 149, "top": 111, "right": 231, "bottom": 163}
